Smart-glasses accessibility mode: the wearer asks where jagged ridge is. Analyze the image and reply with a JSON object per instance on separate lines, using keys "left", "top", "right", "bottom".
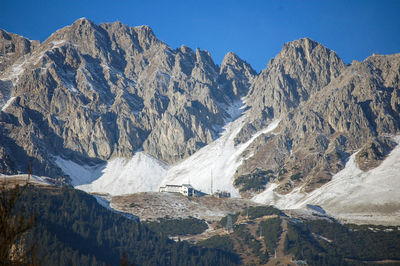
{"left": 0, "top": 19, "right": 399, "bottom": 201}
{"left": 0, "top": 18, "right": 255, "bottom": 178}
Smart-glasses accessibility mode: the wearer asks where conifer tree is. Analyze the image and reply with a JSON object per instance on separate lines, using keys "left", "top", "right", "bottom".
{"left": 0, "top": 162, "right": 38, "bottom": 265}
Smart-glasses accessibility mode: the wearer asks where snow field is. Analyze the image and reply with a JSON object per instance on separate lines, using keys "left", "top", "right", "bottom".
{"left": 57, "top": 101, "right": 280, "bottom": 197}
{"left": 162, "top": 117, "right": 280, "bottom": 197}
{"left": 252, "top": 136, "right": 400, "bottom": 224}
{"left": 74, "top": 153, "right": 168, "bottom": 195}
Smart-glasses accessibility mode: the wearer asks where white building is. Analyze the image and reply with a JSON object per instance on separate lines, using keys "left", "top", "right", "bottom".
{"left": 159, "top": 184, "right": 199, "bottom": 197}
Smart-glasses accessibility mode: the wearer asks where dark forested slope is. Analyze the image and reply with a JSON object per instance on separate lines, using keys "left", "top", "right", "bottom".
{"left": 16, "top": 186, "right": 239, "bottom": 266}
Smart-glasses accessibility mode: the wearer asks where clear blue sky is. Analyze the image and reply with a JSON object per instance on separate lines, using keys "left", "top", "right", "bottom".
{"left": 1, "top": 0, "right": 399, "bottom": 72}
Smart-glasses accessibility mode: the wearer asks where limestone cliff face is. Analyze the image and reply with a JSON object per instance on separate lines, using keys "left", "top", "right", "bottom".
{"left": 0, "top": 29, "right": 39, "bottom": 72}
{"left": 246, "top": 38, "right": 346, "bottom": 120}
{"left": 0, "top": 19, "right": 399, "bottom": 195}
{"left": 238, "top": 52, "right": 400, "bottom": 194}
{"left": 0, "top": 19, "right": 254, "bottom": 176}
{"left": 0, "top": 29, "right": 40, "bottom": 109}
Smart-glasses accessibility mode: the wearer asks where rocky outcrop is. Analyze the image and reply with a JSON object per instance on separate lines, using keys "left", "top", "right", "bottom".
{"left": 238, "top": 52, "right": 400, "bottom": 194}
{"left": 246, "top": 38, "right": 346, "bottom": 121}
{"left": 1, "top": 19, "right": 399, "bottom": 196}
{"left": 219, "top": 52, "right": 257, "bottom": 99}
{"left": 0, "top": 29, "right": 39, "bottom": 109}
{"left": 0, "top": 18, "right": 254, "bottom": 176}
{"left": 0, "top": 29, "right": 39, "bottom": 72}
{"left": 355, "top": 136, "right": 396, "bottom": 171}
{"left": 234, "top": 38, "right": 346, "bottom": 146}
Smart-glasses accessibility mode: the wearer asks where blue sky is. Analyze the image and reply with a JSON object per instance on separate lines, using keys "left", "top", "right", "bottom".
{"left": 1, "top": 0, "right": 399, "bottom": 72}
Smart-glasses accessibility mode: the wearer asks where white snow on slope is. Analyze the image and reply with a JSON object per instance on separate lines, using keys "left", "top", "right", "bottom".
{"left": 0, "top": 39, "right": 70, "bottom": 85}
{"left": 5, "top": 62, "right": 26, "bottom": 84}
{"left": 72, "top": 152, "right": 168, "bottom": 195}
{"left": 162, "top": 117, "right": 280, "bottom": 197}
{"left": 55, "top": 156, "right": 104, "bottom": 186}
{"left": 55, "top": 101, "right": 280, "bottom": 196}
{"left": 252, "top": 136, "right": 400, "bottom": 225}
{"left": 1, "top": 96, "right": 15, "bottom": 111}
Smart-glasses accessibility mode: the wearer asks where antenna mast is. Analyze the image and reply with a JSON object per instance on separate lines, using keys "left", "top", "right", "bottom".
{"left": 226, "top": 213, "right": 232, "bottom": 232}
{"left": 210, "top": 170, "right": 213, "bottom": 195}
{"left": 27, "top": 160, "right": 32, "bottom": 182}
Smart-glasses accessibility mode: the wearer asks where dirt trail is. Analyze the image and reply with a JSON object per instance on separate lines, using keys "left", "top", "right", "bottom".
{"left": 266, "top": 218, "right": 294, "bottom": 266}
{"left": 233, "top": 215, "right": 283, "bottom": 265}
{"left": 249, "top": 222, "right": 268, "bottom": 254}
{"left": 179, "top": 226, "right": 228, "bottom": 243}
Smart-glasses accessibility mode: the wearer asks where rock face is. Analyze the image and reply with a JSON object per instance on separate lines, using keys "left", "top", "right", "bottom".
{"left": 0, "top": 19, "right": 254, "bottom": 177}
{"left": 246, "top": 38, "right": 346, "bottom": 121}
{"left": 355, "top": 137, "right": 396, "bottom": 172}
{"left": 0, "top": 29, "right": 40, "bottom": 72}
{"left": 0, "top": 19, "right": 399, "bottom": 196}
{"left": 0, "top": 29, "right": 39, "bottom": 110}
{"left": 238, "top": 51, "right": 400, "bottom": 194}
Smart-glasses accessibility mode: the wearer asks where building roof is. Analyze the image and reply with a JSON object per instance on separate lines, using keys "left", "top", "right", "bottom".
{"left": 164, "top": 184, "right": 182, "bottom": 188}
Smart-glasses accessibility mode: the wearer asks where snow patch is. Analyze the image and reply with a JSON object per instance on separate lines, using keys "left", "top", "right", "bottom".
{"left": 220, "top": 98, "right": 246, "bottom": 123}
{"left": 55, "top": 100, "right": 280, "bottom": 197}
{"left": 55, "top": 156, "right": 104, "bottom": 186}
{"left": 1, "top": 96, "right": 15, "bottom": 112}
{"left": 252, "top": 136, "right": 400, "bottom": 224}
{"left": 73, "top": 152, "right": 168, "bottom": 196}
{"left": 62, "top": 80, "right": 78, "bottom": 93}
{"left": 51, "top": 40, "right": 66, "bottom": 47}
{"left": 314, "top": 233, "right": 332, "bottom": 243}
{"left": 162, "top": 116, "right": 280, "bottom": 197}
{"left": 6, "top": 61, "right": 25, "bottom": 84}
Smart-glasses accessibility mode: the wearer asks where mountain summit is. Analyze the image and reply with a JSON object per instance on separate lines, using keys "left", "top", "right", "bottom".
{"left": 0, "top": 19, "right": 254, "bottom": 175}
{"left": 1, "top": 19, "right": 400, "bottom": 224}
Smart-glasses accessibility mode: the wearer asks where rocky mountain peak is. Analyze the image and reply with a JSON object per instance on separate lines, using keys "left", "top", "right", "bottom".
{"left": 272, "top": 37, "right": 345, "bottom": 81}
{"left": 190, "top": 48, "right": 219, "bottom": 84}
{"left": 1, "top": 20, "right": 399, "bottom": 208}
{"left": 280, "top": 37, "right": 318, "bottom": 55}
{"left": 44, "top": 19, "right": 160, "bottom": 56}
{"left": 0, "top": 29, "right": 37, "bottom": 54}
{"left": 179, "top": 45, "right": 193, "bottom": 54}
{"left": 195, "top": 48, "right": 215, "bottom": 66}
{"left": 245, "top": 37, "right": 346, "bottom": 122}
{"left": 66, "top": 17, "right": 100, "bottom": 37}
{"left": 0, "top": 29, "right": 39, "bottom": 72}
{"left": 133, "top": 25, "right": 155, "bottom": 37}
{"left": 221, "top": 51, "right": 240, "bottom": 65}
{"left": 0, "top": 20, "right": 255, "bottom": 176}
{"left": 73, "top": 17, "right": 94, "bottom": 26}
{"left": 221, "top": 51, "right": 256, "bottom": 77}
{"left": 238, "top": 41, "right": 400, "bottom": 196}
{"left": 219, "top": 52, "right": 256, "bottom": 98}
{"left": 43, "top": 18, "right": 107, "bottom": 55}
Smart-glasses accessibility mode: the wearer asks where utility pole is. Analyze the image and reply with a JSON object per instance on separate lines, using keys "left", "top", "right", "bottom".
{"left": 27, "top": 160, "right": 32, "bottom": 182}
{"left": 226, "top": 213, "right": 232, "bottom": 232}
{"left": 210, "top": 170, "right": 213, "bottom": 195}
